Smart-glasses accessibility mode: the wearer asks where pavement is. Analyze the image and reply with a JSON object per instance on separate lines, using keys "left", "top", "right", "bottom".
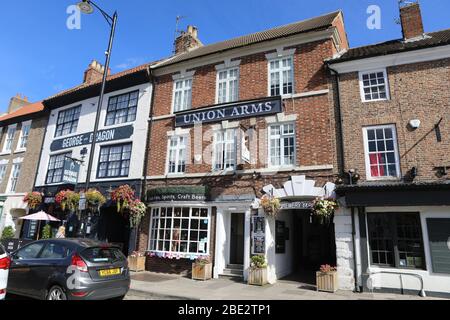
{"left": 128, "top": 271, "right": 444, "bottom": 300}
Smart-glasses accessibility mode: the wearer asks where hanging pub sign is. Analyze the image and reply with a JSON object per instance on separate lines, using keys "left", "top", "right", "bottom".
{"left": 62, "top": 157, "right": 80, "bottom": 185}
{"left": 50, "top": 125, "right": 134, "bottom": 152}
{"left": 175, "top": 96, "right": 282, "bottom": 127}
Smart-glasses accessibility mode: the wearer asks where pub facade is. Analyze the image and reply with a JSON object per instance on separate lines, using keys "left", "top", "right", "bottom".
{"left": 33, "top": 61, "right": 153, "bottom": 253}
{"left": 137, "top": 11, "right": 349, "bottom": 283}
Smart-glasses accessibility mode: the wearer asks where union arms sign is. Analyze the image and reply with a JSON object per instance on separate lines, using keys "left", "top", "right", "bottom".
{"left": 175, "top": 97, "right": 282, "bottom": 127}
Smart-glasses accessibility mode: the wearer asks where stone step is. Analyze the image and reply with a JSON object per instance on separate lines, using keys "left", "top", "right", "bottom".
{"left": 226, "top": 264, "right": 244, "bottom": 270}
{"left": 221, "top": 268, "right": 244, "bottom": 277}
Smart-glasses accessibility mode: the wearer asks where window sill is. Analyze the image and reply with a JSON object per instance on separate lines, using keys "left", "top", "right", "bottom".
{"left": 361, "top": 98, "right": 390, "bottom": 103}
{"left": 14, "top": 149, "right": 26, "bottom": 154}
{"left": 366, "top": 176, "right": 401, "bottom": 182}
{"left": 0, "top": 151, "right": 12, "bottom": 156}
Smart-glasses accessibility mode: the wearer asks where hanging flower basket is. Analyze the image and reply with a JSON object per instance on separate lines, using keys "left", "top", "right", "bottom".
{"left": 312, "top": 198, "right": 339, "bottom": 225}
{"left": 128, "top": 199, "right": 147, "bottom": 228}
{"left": 55, "top": 190, "right": 80, "bottom": 212}
{"left": 85, "top": 188, "right": 106, "bottom": 211}
{"left": 111, "top": 184, "right": 135, "bottom": 213}
{"left": 23, "top": 192, "right": 43, "bottom": 210}
{"left": 260, "top": 195, "right": 281, "bottom": 218}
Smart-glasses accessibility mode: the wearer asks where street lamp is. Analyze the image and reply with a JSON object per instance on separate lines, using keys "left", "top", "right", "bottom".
{"left": 76, "top": 0, "right": 118, "bottom": 190}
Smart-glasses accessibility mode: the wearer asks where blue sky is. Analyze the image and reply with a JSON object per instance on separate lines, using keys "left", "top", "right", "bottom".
{"left": 0, "top": 0, "right": 449, "bottom": 112}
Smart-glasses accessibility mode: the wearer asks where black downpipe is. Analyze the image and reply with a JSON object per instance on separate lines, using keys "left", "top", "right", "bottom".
{"left": 351, "top": 207, "right": 360, "bottom": 292}
{"left": 328, "top": 65, "right": 360, "bottom": 292}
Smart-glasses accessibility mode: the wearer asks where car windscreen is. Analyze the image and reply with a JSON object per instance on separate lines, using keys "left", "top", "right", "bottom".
{"left": 80, "top": 247, "right": 126, "bottom": 264}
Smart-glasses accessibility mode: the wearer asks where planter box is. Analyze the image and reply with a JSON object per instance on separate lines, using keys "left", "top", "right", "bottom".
{"left": 128, "top": 256, "right": 146, "bottom": 272}
{"left": 192, "top": 263, "right": 212, "bottom": 281}
{"left": 248, "top": 268, "right": 268, "bottom": 286}
{"left": 316, "top": 271, "right": 338, "bottom": 293}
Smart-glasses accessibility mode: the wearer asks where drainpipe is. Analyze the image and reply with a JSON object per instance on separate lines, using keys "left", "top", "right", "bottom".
{"left": 328, "top": 65, "right": 360, "bottom": 292}
{"left": 350, "top": 207, "right": 360, "bottom": 292}
{"left": 135, "top": 65, "right": 156, "bottom": 252}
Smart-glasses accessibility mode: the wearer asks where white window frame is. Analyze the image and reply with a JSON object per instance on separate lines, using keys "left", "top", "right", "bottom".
{"left": 363, "top": 124, "right": 401, "bottom": 181}
{"left": 212, "top": 128, "right": 237, "bottom": 172}
{"left": 267, "top": 55, "right": 294, "bottom": 97}
{"left": 7, "top": 162, "right": 22, "bottom": 193}
{"left": 0, "top": 164, "right": 7, "bottom": 184}
{"left": 148, "top": 206, "right": 211, "bottom": 257}
{"left": 172, "top": 78, "right": 193, "bottom": 113}
{"left": 165, "top": 135, "right": 188, "bottom": 175}
{"left": 268, "top": 122, "right": 296, "bottom": 168}
{"left": 16, "top": 120, "right": 32, "bottom": 152}
{"left": 215, "top": 67, "right": 240, "bottom": 104}
{"left": 2, "top": 124, "right": 17, "bottom": 154}
{"left": 359, "top": 69, "right": 390, "bottom": 102}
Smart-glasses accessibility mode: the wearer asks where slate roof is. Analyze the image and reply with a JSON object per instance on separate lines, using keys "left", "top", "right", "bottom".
{"left": 328, "top": 28, "right": 450, "bottom": 64}
{"left": 155, "top": 11, "right": 342, "bottom": 68}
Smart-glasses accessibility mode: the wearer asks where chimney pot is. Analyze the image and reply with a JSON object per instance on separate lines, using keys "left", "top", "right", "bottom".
{"left": 174, "top": 25, "right": 203, "bottom": 55}
{"left": 83, "top": 60, "right": 110, "bottom": 84}
{"left": 400, "top": 1, "right": 425, "bottom": 40}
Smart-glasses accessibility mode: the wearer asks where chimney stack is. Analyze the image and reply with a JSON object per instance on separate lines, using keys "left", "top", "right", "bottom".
{"left": 8, "top": 94, "right": 30, "bottom": 114}
{"left": 399, "top": 1, "right": 425, "bottom": 40}
{"left": 83, "top": 60, "right": 111, "bottom": 84}
{"left": 174, "top": 25, "right": 203, "bottom": 55}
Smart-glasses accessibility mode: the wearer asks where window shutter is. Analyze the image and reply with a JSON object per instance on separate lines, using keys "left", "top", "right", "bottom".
{"left": 427, "top": 218, "right": 450, "bottom": 274}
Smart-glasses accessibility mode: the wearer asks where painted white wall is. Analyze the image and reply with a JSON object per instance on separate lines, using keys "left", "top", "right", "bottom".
{"left": 265, "top": 209, "right": 293, "bottom": 283}
{"left": 334, "top": 207, "right": 357, "bottom": 290}
{"left": 0, "top": 194, "right": 28, "bottom": 235}
{"left": 35, "top": 83, "right": 152, "bottom": 187}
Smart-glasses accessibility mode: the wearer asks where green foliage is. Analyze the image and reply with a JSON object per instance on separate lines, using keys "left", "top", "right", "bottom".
{"left": 1, "top": 226, "right": 15, "bottom": 240}
{"left": 42, "top": 224, "right": 52, "bottom": 239}
{"left": 250, "top": 255, "right": 267, "bottom": 269}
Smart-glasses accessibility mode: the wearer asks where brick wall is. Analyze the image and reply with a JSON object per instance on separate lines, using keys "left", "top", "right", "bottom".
{"left": 338, "top": 58, "right": 450, "bottom": 182}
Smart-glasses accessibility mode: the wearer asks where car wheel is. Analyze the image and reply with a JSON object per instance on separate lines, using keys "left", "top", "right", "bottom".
{"left": 47, "top": 286, "right": 67, "bottom": 301}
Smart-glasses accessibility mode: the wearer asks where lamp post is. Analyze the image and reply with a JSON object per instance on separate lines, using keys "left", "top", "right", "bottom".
{"left": 76, "top": 0, "right": 118, "bottom": 190}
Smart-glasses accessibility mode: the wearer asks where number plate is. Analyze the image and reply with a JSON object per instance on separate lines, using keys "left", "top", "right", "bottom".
{"left": 99, "top": 268, "right": 121, "bottom": 277}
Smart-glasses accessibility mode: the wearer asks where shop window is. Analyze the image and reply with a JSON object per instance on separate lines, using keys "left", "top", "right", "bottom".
{"left": 427, "top": 218, "right": 450, "bottom": 274}
{"left": 149, "top": 207, "right": 210, "bottom": 257}
{"left": 363, "top": 125, "right": 400, "bottom": 180}
{"left": 367, "top": 213, "right": 425, "bottom": 269}
{"left": 172, "top": 78, "right": 193, "bottom": 112}
{"left": 46, "top": 152, "right": 71, "bottom": 184}
{"left": 269, "top": 56, "right": 293, "bottom": 96}
{"left": 217, "top": 68, "right": 239, "bottom": 103}
{"left": 167, "top": 135, "right": 187, "bottom": 174}
{"left": 268, "top": 123, "right": 295, "bottom": 167}
{"left": 105, "top": 90, "right": 138, "bottom": 126}
{"left": 55, "top": 105, "right": 81, "bottom": 137}
{"left": 97, "top": 143, "right": 132, "bottom": 178}
{"left": 213, "top": 129, "right": 236, "bottom": 171}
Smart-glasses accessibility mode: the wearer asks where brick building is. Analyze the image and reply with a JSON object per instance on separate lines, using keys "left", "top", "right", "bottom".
{"left": 138, "top": 11, "right": 349, "bottom": 283}
{"left": 328, "top": 2, "right": 450, "bottom": 296}
{"left": 0, "top": 96, "right": 48, "bottom": 238}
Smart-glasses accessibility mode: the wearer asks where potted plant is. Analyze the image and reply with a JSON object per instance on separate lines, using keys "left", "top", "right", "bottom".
{"left": 41, "top": 224, "right": 52, "bottom": 239}
{"left": 23, "top": 192, "right": 43, "bottom": 210}
{"left": 312, "top": 197, "right": 339, "bottom": 225}
{"left": 85, "top": 188, "right": 106, "bottom": 211}
{"left": 1, "top": 226, "right": 15, "bottom": 241}
{"left": 260, "top": 195, "right": 281, "bottom": 218}
{"left": 192, "top": 256, "right": 212, "bottom": 281}
{"left": 128, "top": 251, "right": 146, "bottom": 272}
{"left": 316, "top": 264, "right": 338, "bottom": 293}
{"left": 111, "top": 185, "right": 135, "bottom": 213}
{"left": 248, "top": 255, "right": 268, "bottom": 286}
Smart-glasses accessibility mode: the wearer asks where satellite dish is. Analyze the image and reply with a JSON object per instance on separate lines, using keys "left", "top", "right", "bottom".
{"left": 77, "top": 1, "right": 94, "bottom": 14}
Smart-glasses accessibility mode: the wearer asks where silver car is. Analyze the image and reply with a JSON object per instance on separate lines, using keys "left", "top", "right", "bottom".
{"left": 7, "top": 239, "right": 130, "bottom": 300}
